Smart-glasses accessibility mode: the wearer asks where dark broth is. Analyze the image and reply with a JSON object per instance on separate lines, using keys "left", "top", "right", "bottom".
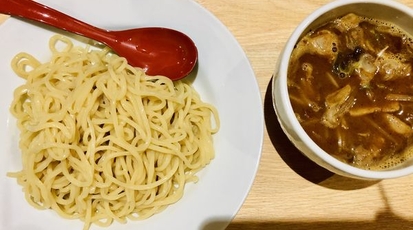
{"left": 288, "top": 13, "right": 413, "bottom": 170}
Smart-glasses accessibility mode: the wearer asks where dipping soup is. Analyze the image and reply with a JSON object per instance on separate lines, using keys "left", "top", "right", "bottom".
{"left": 288, "top": 13, "right": 413, "bottom": 170}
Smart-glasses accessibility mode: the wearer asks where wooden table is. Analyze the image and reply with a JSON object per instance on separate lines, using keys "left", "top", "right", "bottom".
{"left": 2, "top": 1, "right": 413, "bottom": 229}
{"left": 195, "top": 0, "right": 413, "bottom": 229}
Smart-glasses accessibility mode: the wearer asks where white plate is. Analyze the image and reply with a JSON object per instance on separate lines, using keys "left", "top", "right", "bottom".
{"left": 0, "top": 0, "right": 264, "bottom": 229}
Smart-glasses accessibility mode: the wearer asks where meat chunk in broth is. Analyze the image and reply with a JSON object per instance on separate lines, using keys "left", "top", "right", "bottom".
{"left": 321, "top": 84, "right": 354, "bottom": 128}
{"left": 291, "top": 29, "right": 339, "bottom": 62}
{"left": 376, "top": 50, "right": 412, "bottom": 81}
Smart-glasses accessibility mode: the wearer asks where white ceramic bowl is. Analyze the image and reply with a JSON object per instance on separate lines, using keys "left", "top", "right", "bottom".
{"left": 272, "top": 0, "right": 413, "bottom": 180}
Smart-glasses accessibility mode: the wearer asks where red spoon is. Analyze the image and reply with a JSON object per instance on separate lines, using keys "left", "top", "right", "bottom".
{"left": 0, "top": 0, "right": 198, "bottom": 80}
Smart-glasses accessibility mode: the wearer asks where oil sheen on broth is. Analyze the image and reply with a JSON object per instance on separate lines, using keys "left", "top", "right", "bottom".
{"left": 288, "top": 13, "right": 413, "bottom": 170}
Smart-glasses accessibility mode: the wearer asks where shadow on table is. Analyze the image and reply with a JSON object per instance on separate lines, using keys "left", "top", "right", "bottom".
{"left": 263, "top": 77, "right": 381, "bottom": 189}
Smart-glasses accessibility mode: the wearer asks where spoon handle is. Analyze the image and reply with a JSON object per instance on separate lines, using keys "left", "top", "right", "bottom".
{"left": 0, "top": 0, "right": 115, "bottom": 43}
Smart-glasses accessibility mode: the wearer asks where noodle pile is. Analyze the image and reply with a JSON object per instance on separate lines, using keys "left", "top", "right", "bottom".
{"left": 8, "top": 35, "right": 219, "bottom": 229}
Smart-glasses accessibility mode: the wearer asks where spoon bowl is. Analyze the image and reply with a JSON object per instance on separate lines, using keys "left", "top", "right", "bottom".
{"left": 0, "top": 0, "right": 198, "bottom": 80}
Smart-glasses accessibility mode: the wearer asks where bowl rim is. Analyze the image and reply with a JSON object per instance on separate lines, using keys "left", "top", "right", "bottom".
{"left": 277, "top": 0, "right": 413, "bottom": 179}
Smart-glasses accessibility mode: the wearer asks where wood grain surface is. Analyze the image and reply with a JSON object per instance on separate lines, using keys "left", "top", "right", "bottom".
{"left": 194, "top": 0, "right": 413, "bottom": 230}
